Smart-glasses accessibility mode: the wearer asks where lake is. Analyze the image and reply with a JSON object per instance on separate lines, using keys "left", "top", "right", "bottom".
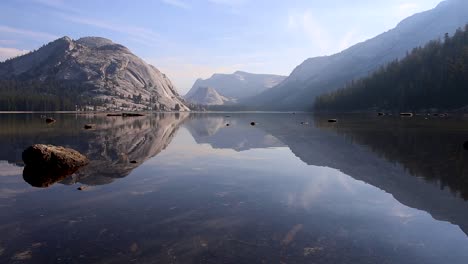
{"left": 1, "top": 113, "right": 468, "bottom": 263}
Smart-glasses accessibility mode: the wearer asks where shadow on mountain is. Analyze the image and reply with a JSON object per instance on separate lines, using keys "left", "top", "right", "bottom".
{"left": 0, "top": 113, "right": 188, "bottom": 186}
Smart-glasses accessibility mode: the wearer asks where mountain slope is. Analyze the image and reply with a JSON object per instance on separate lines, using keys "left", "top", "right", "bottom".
{"left": 186, "top": 71, "right": 286, "bottom": 101}
{"left": 185, "top": 86, "right": 232, "bottom": 105}
{"left": 248, "top": 0, "right": 468, "bottom": 110}
{"left": 314, "top": 26, "right": 468, "bottom": 112}
{"left": 0, "top": 36, "right": 189, "bottom": 111}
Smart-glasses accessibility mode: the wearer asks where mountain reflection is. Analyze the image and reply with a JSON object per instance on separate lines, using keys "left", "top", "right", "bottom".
{"left": 0, "top": 113, "right": 188, "bottom": 186}
{"left": 2, "top": 113, "right": 468, "bottom": 236}
{"left": 184, "top": 114, "right": 468, "bottom": 235}
{"left": 185, "top": 114, "right": 284, "bottom": 151}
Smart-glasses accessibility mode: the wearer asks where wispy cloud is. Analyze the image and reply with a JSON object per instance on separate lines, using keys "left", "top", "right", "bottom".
{"left": 31, "top": 0, "right": 80, "bottom": 13}
{"left": 396, "top": 2, "right": 421, "bottom": 19}
{"left": 287, "top": 10, "right": 364, "bottom": 55}
{"left": 208, "top": 0, "right": 247, "bottom": 6}
{"left": 0, "top": 40, "right": 18, "bottom": 45}
{"left": 56, "top": 14, "right": 163, "bottom": 47}
{"left": 162, "top": 0, "right": 190, "bottom": 9}
{"left": 0, "top": 25, "right": 58, "bottom": 40}
{"left": 287, "top": 10, "right": 330, "bottom": 54}
{"left": 0, "top": 47, "right": 28, "bottom": 62}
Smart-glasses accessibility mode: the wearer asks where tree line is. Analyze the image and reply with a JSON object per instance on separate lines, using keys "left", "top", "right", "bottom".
{"left": 314, "top": 24, "right": 468, "bottom": 112}
{"left": 0, "top": 80, "right": 102, "bottom": 111}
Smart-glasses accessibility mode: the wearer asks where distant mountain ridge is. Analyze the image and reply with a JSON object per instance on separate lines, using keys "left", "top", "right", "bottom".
{"left": 185, "top": 87, "right": 232, "bottom": 105}
{"left": 0, "top": 36, "right": 189, "bottom": 111}
{"left": 247, "top": 0, "right": 468, "bottom": 110}
{"left": 186, "top": 71, "right": 286, "bottom": 105}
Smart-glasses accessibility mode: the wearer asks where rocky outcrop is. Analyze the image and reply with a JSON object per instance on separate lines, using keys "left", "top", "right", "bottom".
{"left": 22, "top": 144, "right": 89, "bottom": 169}
{"left": 0, "top": 36, "right": 189, "bottom": 111}
{"left": 185, "top": 87, "right": 232, "bottom": 105}
{"left": 22, "top": 144, "right": 89, "bottom": 187}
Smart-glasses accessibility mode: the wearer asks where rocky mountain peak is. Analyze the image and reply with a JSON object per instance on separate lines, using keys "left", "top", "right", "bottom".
{"left": 0, "top": 36, "right": 189, "bottom": 111}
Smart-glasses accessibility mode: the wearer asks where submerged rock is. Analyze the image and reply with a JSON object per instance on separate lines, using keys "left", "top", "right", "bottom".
{"left": 84, "top": 124, "right": 94, "bottom": 129}
{"left": 250, "top": 122, "right": 257, "bottom": 126}
{"left": 77, "top": 186, "right": 88, "bottom": 191}
{"left": 130, "top": 160, "right": 138, "bottom": 164}
{"left": 122, "top": 113, "right": 145, "bottom": 117}
{"left": 45, "top": 118, "right": 56, "bottom": 124}
{"left": 464, "top": 141, "right": 468, "bottom": 151}
{"left": 22, "top": 144, "right": 89, "bottom": 188}
{"left": 400, "top": 113, "right": 414, "bottom": 117}
{"left": 328, "top": 119, "right": 338, "bottom": 123}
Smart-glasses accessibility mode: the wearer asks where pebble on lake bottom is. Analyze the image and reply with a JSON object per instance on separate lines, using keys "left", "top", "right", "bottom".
{"left": 12, "top": 250, "right": 32, "bottom": 260}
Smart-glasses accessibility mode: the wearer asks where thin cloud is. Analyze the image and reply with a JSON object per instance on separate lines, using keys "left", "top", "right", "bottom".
{"left": 56, "top": 14, "right": 163, "bottom": 47}
{"left": 287, "top": 10, "right": 330, "bottom": 54}
{"left": 31, "top": 0, "right": 80, "bottom": 13}
{"left": 208, "top": 0, "right": 247, "bottom": 6}
{"left": 162, "top": 0, "right": 190, "bottom": 9}
{"left": 0, "top": 25, "right": 58, "bottom": 40}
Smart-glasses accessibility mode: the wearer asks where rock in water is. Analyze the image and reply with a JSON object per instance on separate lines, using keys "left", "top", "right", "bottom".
{"left": 46, "top": 118, "right": 56, "bottom": 124}
{"left": 84, "top": 124, "right": 94, "bottom": 129}
{"left": 23, "top": 144, "right": 89, "bottom": 169}
{"left": 22, "top": 144, "right": 89, "bottom": 188}
{"left": 328, "top": 119, "right": 338, "bottom": 123}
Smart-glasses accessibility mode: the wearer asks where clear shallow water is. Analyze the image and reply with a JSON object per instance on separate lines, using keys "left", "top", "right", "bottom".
{"left": 1, "top": 113, "right": 468, "bottom": 263}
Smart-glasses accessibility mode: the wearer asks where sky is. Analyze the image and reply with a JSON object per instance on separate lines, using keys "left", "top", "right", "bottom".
{"left": 0, "top": 0, "right": 443, "bottom": 94}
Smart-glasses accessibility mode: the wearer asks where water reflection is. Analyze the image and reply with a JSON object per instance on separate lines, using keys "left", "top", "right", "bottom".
{"left": 0, "top": 113, "right": 188, "bottom": 186}
{"left": 1, "top": 113, "right": 468, "bottom": 263}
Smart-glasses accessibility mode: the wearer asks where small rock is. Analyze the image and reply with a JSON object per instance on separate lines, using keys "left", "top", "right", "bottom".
{"left": 328, "top": 119, "right": 338, "bottom": 123}
{"left": 122, "top": 113, "right": 145, "bottom": 117}
{"left": 130, "top": 160, "right": 138, "bottom": 164}
{"left": 300, "top": 122, "right": 309, "bottom": 125}
{"left": 250, "top": 122, "right": 257, "bottom": 126}
{"left": 225, "top": 115, "right": 231, "bottom": 117}
{"left": 84, "top": 124, "right": 94, "bottom": 129}
{"left": 377, "top": 112, "right": 385, "bottom": 116}
{"left": 77, "top": 186, "right": 88, "bottom": 191}
{"left": 463, "top": 141, "right": 468, "bottom": 150}
{"left": 12, "top": 250, "right": 32, "bottom": 260}
{"left": 46, "top": 118, "right": 56, "bottom": 124}
{"left": 107, "top": 113, "right": 123, "bottom": 117}
{"left": 400, "top": 113, "right": 414, "bottom": 117}
{"left": 226, "top": 124, "right": 230, "bottom": 127}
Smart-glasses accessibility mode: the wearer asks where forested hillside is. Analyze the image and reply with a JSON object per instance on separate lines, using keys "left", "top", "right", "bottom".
{"left": 314, "top": 25, "right": 468, "bottom": 112}
{"left": 0, "top": 80, "right": 102, "bottom": 111}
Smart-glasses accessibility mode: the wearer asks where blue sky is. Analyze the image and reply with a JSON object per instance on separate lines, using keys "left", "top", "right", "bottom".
{"left": 0, "top": 0, "right": 442, "bottom": 94}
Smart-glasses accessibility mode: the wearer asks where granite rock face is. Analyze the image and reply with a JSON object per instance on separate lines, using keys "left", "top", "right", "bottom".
{"left": 0, "top": 36, "right": 189, "bottom": 111}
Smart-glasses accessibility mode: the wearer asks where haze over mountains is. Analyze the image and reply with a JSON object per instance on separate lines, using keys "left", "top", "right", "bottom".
{"left": 244, "top": 0, "right": 468, "bottom": 111}
{"left": 185, "top": 71, "right": 286, "bottom": 105}
{"left": 0, "top": 36, "right": 189, "bottom": 111}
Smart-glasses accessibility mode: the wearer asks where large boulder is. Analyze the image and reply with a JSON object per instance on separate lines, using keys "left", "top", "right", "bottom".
{"left": 22, "top": 144, "right": 89, "bottom": 188}
{"left": 23, "top": 144, "right": 89, "bottom": 169}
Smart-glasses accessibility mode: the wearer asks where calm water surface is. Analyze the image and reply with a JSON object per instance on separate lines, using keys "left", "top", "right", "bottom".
{"left": 1, "top": 113, "right": 468, "bottom": 263}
